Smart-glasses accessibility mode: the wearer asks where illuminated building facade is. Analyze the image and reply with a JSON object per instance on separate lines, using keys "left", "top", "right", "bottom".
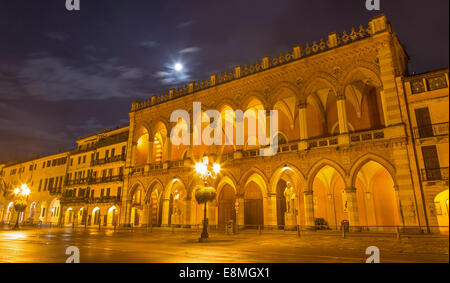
{"left": 0, "top": 15, "right": 448, "bottom": 233}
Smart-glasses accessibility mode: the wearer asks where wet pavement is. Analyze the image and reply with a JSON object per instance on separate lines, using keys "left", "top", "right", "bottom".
{"left": 0, "top": 226, "right": 448, "bottom": 263}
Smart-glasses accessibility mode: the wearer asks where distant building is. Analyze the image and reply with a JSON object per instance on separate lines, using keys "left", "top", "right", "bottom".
{"left": 1, "top": 15, "right": 448, "bottom": 233}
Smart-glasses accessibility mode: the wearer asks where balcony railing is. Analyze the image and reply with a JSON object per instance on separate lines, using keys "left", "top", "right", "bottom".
{"left": 90, "top": 155, "right": 126, "bottom": 166}
{"left": 421, "top": 168, "right": 449, "bottom": 181}
{"left": 413, "top": 122, "right": 449, "bottom": 139}
{"left": 408, "top": 71, "right": 449, "bottom": 95}
{"left": 64, "top": 175, "right": 124, "bottom": 186}
{"left": 61, "top": 196, "right": 121, "bottom": 204}
{"left": 48, "top": 188, "right": 62, "bottom": 195}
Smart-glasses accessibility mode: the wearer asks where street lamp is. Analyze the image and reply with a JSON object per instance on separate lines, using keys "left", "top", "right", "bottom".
{"left": 13, "top": 184, "right": 30, "bottom": 230}
{"left": 194, "top": 156, "right": 221, "bottom": 242}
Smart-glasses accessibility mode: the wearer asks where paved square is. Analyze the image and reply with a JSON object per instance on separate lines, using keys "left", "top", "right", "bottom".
{"left": 0, "top": 227, "right": 448, "bottom": 263}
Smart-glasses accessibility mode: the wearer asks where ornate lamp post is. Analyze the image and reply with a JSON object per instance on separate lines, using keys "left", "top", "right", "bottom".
{"left": 194, "top": 156, "right": 221, "bottom": 242}
{"left": 13, "top": 184, "right": 30, "bottom": 230}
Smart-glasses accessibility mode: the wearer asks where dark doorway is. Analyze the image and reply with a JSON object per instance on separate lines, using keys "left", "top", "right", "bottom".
{"left": 218, "top": 185, "right": 236, "bottom": 229}
{"left": 244, "top": 182, "right": 263, "bottom": 229}
{"left": 276, "top": 180, "right": 287, "bottom": 229}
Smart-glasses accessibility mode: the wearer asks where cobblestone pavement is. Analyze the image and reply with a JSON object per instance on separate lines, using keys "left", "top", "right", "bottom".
{"left": 0, "top": 226, "right": 448, "bottom": 263}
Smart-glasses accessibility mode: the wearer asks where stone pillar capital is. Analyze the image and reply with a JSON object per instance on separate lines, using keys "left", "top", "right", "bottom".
{"left": 336, "top": 94, "right": 346, "bottom": 101}
{"left": 344, "top": 188, "right": 357, "bottom": 194}
{"left": 303, "top": 190, "right": 314, "bottom": 196}
{"left": 298, "top": 102, "right": 307, "bottom": 109}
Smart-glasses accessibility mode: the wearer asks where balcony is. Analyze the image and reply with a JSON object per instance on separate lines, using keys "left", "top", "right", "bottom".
{"left": 65, "top": 175, "right": 124, "bottom": 186}
{"left": 421, "top": 167, "right": 449, "bottom": 182}
{"left": 413, "top": 122, "right": 449, "bottom": 139}
{"left": 48, "top": 188, "right": 62, "bottom": 195}
{"left": 61, "top": 196, "right": 121, "bottom": 204}
{"left": 90, "top": 155, "right": 126, "bottom": 166}
{"left": 88, "top": 175, "right": 124, "bottom": 185}
{"left": 408, "top": 71, "right": 449, "bottom": 95}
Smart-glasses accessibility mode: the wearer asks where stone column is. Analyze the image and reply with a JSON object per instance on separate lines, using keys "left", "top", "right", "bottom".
{"left": 376, "top": 40, "right": 403, "bottom": 127}
{"left": 147, "top": 139, "right": 154, "bottom": 165}
{"left": 298, "top": 103, "right": 308, "bottom": 140}
{"left": 336, "top": 95, "right": 349, "bottom": 134}
{"left": 236, "top": 196, "right": 245, "bottom": 228}
{"left": 183, "top": 198, "right": 191, "bottom": 228}
{"left": 129, "top": 142, "right": 137, "bottom": 169}
{"left": 265, "top": 194, "right": 277, "bottom": 229}
{"left": 393, "top": 144, "right": 420, "bottom": 231}
{"left": 207, "top": 201, "right": 217, "bottom": 228}
{"left": 161, "top": 199, "right": 170, "bottom": 227}
{"left": 303, "top": 190, "right": 315, "bottom": 229}
{"left": 166, "top": 136, "right": 172, "bottom": 162}
{"left": 344, "top": 188, "right": 360, "bottom": 231}
{"left": 298, "top": 103, "right": 309, "bottom": 151}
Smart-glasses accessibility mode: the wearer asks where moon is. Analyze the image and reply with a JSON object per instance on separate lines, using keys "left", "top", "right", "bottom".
{"left": 174, "top": 63, "right": 183, "bottom": 72}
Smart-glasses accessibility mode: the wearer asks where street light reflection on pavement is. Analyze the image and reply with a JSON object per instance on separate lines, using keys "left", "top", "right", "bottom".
{"left": 2, "top": 232, "right": 27, "bottom": 240}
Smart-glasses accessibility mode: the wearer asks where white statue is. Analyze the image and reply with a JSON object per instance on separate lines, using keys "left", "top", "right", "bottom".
{"left": 283, "top": 182, "right": 296, "bottom": 213}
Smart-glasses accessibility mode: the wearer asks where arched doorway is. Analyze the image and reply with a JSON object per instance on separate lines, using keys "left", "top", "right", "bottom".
{"left": 64, "top": 208, "right": 74, "bottom": 225}
{"left": 244, "top": 182, "right": 264, "bottom": 229}
{"left": 312, "top": 165, "right": 346, "bottom": 230}
{"left": 92, "top": 207, "right": 101, "bottom": 226}
{"left": 4, "top": 202, "right": 14, "bottom": 223}
{"left": 107, "top": 206, "right": 118, "bottom": 227}
{"left": 49, "top": 199, "right": 61, "bottom": 224}
{"left": 355, "top": 161, "right": 400, "bottom": 231}
{"left": 218, "top": 185, "right": 236, "bottom": 229}
{"left": 434, "top": 190, "right": 449, "bottom": 233}
{"left": 130, "top": 186, "right": 143, "bottom": 227}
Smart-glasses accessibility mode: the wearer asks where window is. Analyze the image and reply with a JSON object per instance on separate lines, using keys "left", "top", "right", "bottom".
{"left": 106, "top": 188, "right": 111, "bottom": 197}
{"left": 43, "top": 162, "right": 45, "bottom": 168}
{"left": 105, "top": 150, "right": 110, "bottom": 159}
{"left": 83, "top": 155, "right": 86, "bottom": 164}
{"left": 111, "top": 148, "right": 115, "bottom": 157}
{"left": 415, "top": 108, "right": 433, "bottom": 138}
{"left": 29, "top": 165, "right": 33, "bottom": 171}
{"left": 78, "top": 157, "right": 81, "bottom": 165}
{"left": 117, "top": 187, "right": 122, "bottom": 198}
{"left": 70, "top": 159, "right": 73, "bottom": 166}
{"left": 96, "top": 152, "right": 99, "bottom": 160}
{"left": 47, "top": 160, "right": 51, "bottom": 167}
{"left": 101, "top": 189, "right": 105, "bottom": 198}
{"left": 44, "top": 179, "right": 48, "bottom": 191}
{"left": 108, "top": 168, "right": 113, "bottom": 177}
{"left": 91, "top": 190, "right": 95, "bottom": 198}
{"left": 38, "top": 180, "right": 43, "bottom": 192}
{"left": 121, "top": 146, "right": 126, "bottom": 156}
{"left": 422, "top": 146, "right": 442, "bottom": 180}
{"left": 48, "top": 178, "right": 54, "bottom": 190}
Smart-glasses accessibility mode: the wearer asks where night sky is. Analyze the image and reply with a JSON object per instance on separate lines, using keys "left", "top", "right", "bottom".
{"left": 0, "top": 0, "right": 448, "bottom": 163}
